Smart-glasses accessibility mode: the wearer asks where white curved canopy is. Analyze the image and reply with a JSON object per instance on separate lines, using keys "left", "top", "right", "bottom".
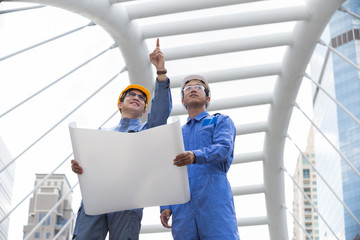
{"left": 0, "top": 0, "right": 345, "bottom": 239}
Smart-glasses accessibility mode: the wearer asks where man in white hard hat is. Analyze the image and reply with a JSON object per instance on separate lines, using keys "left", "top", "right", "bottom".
{"left": 71, "top": 39, "right": 172, "bottom": 240}
{"left": 160, "top": 74, "right": 240, "bottom": 240}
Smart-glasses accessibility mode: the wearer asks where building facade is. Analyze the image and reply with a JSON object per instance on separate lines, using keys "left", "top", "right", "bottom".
{"left": 293, "top": 128, "right": 320, "bottom": 240}
{"left": 310, "top": 0, "right": 360, "bottom": 239}
{"left": 23, "top": 174, "right": 73, "bottom": 240}
{"left": 0, "top": 136, "right": 15, "bottom": 240}
{"left": 328, "top": 1, "right": 360, "bottom": 239}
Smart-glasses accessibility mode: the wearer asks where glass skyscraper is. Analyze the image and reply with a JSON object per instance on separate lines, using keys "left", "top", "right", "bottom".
{"left": 311, "top": 1, "right": 360, "bottom": 239}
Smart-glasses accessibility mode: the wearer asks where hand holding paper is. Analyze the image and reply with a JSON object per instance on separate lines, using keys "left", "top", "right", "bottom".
{"left": 69, "top": 119, "right": 190, "bottom": 215}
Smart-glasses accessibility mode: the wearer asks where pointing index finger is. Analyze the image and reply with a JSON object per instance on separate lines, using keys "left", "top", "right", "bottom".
{"left": 156, "top": 38, "right": 160, "bottom": 48}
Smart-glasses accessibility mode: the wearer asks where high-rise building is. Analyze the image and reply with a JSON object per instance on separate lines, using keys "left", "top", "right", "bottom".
{"left": 328, "top": 2, "right": 360, "bottom": 239}
{"left": 23, "top": 174, "right": 73, "bottom": 240}
{"left": 293, "top": 127, "right": 319, "bottom": 240}
{"left": 0, "top": 136, "right": 14, "bottom": 240}
{"left": 310, "top": 26, "right": 346, "bottom": 240}
{"left": 310, "top": 0, "right": 360, "bottom": 239}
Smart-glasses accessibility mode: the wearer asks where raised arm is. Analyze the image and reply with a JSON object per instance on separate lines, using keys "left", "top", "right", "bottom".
{"left": 147, "top": 38, "right": 172, "bottom": 129}
{"left": 149, "top": 38, "right": 167, "bottom": 82}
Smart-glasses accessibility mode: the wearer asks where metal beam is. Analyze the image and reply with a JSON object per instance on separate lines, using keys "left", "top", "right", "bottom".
{"left": 141, "top": 5, "right": 310, "bottom": 38}
{"left": 163, "top": 32, "right": 292, "bottom": 61}
{"left": 124, "top": 0, "right": 264, "bottom": 20}
{"left": 170, "top": 63, "right": 281, "bottom": 88}
{"left": 141, "top": 216, "right": 269, "bottom": 234}
{"left": 232, "top": 184, "right": 265, "bottom": 196}
{"left": 233, "top": 151, "right": 264, "bottom": 164}
{"left": 170, "top": 93, "right": 272, "bottom": 116}
{"left": 237, "top": 216, "right": 268, "bottom": 227}
{"left": 236, "top": 122, "right": 268, "bottom": 135}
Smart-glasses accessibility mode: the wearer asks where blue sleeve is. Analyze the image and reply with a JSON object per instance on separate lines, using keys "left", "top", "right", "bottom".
{"left": 192, "top": 115, "right": 236, "bottom": 165}
{"left": 146, "top": 78, "right": 172, "bottom": 129}
{"left": 160, "top": 205, "right": 172, "bottom": 213}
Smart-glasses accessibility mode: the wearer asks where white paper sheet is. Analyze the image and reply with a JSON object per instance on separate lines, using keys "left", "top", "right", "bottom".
{"left": 69, "top": 119, "right": 190, "bottom": 215}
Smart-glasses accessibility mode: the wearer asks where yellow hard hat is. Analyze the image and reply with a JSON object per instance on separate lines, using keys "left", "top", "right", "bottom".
{"left": 117, "top": 84, "right": 150, "bottom": 110}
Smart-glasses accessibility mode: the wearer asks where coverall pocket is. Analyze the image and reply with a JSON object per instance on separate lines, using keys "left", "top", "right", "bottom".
{"left": 199, "top": 125, "right": 213, "bottom": 145}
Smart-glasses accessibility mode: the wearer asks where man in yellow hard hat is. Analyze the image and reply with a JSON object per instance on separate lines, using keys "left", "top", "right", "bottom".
{"left": 71, "top": 38, "right": 172, "bottom": 240}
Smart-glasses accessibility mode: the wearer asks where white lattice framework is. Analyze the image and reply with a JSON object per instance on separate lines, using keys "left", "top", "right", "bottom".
{"left": 0, "top": 0, "right": 348, "bottom": 239}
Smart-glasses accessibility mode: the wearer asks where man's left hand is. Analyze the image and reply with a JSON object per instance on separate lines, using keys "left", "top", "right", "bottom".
{"left": 173, "top": 151, "right": 195, "bottom": 166}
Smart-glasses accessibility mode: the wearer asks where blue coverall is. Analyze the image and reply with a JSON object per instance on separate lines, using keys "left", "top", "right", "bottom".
{"left": 161, "top": 111, "right": 240, "bottom": 240}
{"left": 73, "top": 79, "right": 172, "bottom": 240}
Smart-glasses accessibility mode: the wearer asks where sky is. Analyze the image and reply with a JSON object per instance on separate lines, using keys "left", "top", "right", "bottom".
{"left": 0, "top": 1, "right": 313, "bottom": 239}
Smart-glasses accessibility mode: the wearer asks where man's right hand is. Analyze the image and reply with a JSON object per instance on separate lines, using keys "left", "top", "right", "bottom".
{"left": 160, "top": 209, "right": 172, "bottom": 228}
{"left": 149, "top": 38, "right": 167, "bottom": 82}
{"left": 149, "top": 38, "right": 165, "bottom": 70}
{"left": 71, "top": 159, "right": 83, "bottom": 174}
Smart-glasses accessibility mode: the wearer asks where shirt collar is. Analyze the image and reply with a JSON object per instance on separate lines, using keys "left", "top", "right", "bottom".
{"left": 120, "top": 118, "right": 141, "bottom": 125}
{"left": 186, "top": 111, "right": 209, "bottom": 124}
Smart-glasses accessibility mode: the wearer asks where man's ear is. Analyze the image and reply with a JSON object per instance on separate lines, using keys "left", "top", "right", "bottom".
{"left": 181, "top": 99, "right": 188, "bottom": 109}
{"left": 118, "top": 102, "right": 123, "bottom": 110}
{"left": 206, "top": 96, "right": 210, "bottom": 103}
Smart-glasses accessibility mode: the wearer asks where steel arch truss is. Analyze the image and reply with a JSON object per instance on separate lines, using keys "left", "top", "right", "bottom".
{"left": 6, "top": 0, "right": 345, "bottom": 239}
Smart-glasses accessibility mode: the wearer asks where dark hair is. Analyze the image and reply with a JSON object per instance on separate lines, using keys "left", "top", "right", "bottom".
{"left": 120, "top": 88, "right": 147, "bottom": 104}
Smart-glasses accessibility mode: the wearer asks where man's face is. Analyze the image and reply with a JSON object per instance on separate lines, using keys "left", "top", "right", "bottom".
{"left": 118, "top": 89, "right": 147, "bottom": 116}
{"left": 182, "top": 80, "right": 210, "bottom": 108}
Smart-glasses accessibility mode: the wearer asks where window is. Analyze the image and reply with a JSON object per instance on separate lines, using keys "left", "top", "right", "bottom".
{"left": 337, "top": 35, "right": 343, "bottom": 46}
{"left": 56, "top": 215, "right": 65, "bottom": 225}
{"left": 303, "top": 169, "right": 310, "bottom": 179}
{"left": 46, "top": 232, "right": 51, "bottom": 238}
{"left": 35, "top": 232, "right": 40, "bottom": 239}
{"left": 348, "top": 30, "right": 354, "bottom": 41}
{"left": 355, "top": 29, "right": 360, "bottom": 39}
{"left": 39, "top": 213, "right": 51, "bottom": 226}
{"left": 342, "top": 32, "right": 347, "bottom": 44}
{"left": 331, "top": 29, "right": 359, "bottom": 48}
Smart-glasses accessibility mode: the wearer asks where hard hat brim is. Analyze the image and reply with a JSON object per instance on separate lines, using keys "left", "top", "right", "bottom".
{"left": 117, "top": 84, "right": 150, "bottom": 110}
